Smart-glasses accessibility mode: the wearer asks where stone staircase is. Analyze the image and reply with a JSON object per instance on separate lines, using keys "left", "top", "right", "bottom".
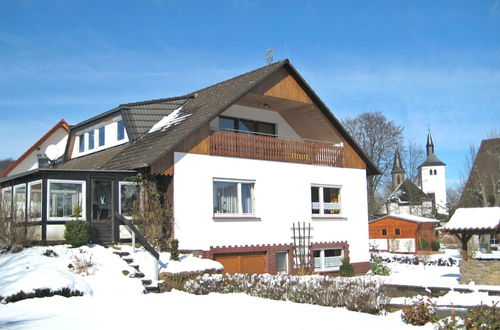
{"left": 113, "top": 249, "right": 160, "bottom": 293}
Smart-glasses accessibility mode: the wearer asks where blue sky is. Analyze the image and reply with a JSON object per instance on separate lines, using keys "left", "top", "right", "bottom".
{"left": 1, "top": 0, "right": 499, "bottom": 186}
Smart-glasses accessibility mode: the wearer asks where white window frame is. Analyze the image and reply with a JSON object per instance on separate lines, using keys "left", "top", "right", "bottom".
{"left": 311, "top": 184, "right": 342, "bottom": 217}
{"left": 1, "top": 187, "right": 12, "bottom": 217}
{"left": 213, "top": 178, "right": 256, "bottom": 217}
{"left": 118, "top": 181, "right": 140, "bottom": 219}
{"left": 13, "top": 183, "right": 27, "bottom": 221}
{"left": 276, "top": 251, "right": 289, "bottom": 274}
{"left": 28, "top": 180, "right": 43, "bottom": 221}
{"left": 47, "top": 179, "right": 86, "bottom": 221}
{"left": 313, "top": 248, "right": 343, "bottom": 271}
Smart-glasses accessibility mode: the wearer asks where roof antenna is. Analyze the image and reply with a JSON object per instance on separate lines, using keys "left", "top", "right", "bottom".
{"left": 264, "top": 48, "right": 274, "bottom": 65}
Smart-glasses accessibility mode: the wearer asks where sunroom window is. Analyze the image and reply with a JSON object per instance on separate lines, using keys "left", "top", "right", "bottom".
{"left": 119, "top": 182, "right": 140, "bottom": 218}
{"left": 28, "top": 181, "right": 42, "bottom": 220}
{"left": 48, "top": 180, "right": 85, "bottom": 220}
{"left": 314, "top": 248, "right": 343, "bottom": 271}
{"left": 213, "top": 179, "right": 255, "bottom": 215}
{"left": 311, "top": 185, "right": 341, "bottom": 215}
{"left": 1, "top": 187, "right": 12, "bottom": 216}
{"left": 13, "top": 184, "right": 26, "bottom": 221}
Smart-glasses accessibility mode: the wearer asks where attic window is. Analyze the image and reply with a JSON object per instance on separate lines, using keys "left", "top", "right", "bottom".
{"left": 79, "top": 135, "right": 85, "bottom": 153}
{"left": 117, "top": 120, "right": 125, "bottom": 140}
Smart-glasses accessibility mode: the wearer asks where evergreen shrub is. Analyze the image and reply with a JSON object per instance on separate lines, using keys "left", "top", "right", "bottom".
{"left": 339, "top": 257, "right": 355, "bottom": 277}
{"left": 64, "top": 221, "right": 90, "bottom": 247}
{"left": 431, "top": 240, "right": 440, "bottom": 251}
{"left": 419, "top": 239, "right": 430, "bottom": 250}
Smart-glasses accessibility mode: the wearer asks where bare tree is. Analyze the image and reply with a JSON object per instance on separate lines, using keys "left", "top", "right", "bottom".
{"left": 342, "top": 112, "right": 404, "bottom": 218}
{"left": 0, "top": 158, "right": 14, "bottom": 174}
{"left": 402, "top": 141, "right": 425, "bottom": 185}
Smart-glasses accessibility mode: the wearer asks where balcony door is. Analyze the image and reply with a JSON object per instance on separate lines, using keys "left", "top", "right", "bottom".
{"left": 91, "top": 180, "right": 114, "bottom": 244}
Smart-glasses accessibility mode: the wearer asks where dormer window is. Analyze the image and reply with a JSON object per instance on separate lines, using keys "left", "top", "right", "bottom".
{"left": 99, "top": 127, "right": 105, "bottom": 146}
{"left": 117, "top": 120, "right": 125, "bottom": 141}
{"left": 79, "top": 135, "right": 85, "bottom": 153}
{"left": 88, "top": 131, "right": 95, "bottom": 150}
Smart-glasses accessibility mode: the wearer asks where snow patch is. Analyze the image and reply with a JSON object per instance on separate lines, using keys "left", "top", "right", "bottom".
{"left": 148, "top": 107, "right": 191, "bottom": 133}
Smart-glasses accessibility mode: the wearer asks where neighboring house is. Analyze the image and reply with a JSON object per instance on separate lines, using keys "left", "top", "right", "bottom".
{"left": 0, "top": 60, "right": 379, "bottom": 275}
{"left": 0, "top": 120, "right": 70, "bottom": 178}
{"left": 380, "top": 133, "right": 447, "bottom": 217}
{"left": 369, "top": 214, "right": 439, "bottom": 253}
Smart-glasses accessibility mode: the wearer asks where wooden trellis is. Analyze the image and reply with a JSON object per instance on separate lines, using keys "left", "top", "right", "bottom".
{"left": 291, "top": 222, "right": 313, "bottom": 272}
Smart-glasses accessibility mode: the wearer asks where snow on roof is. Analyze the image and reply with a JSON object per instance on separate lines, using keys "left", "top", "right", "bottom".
{"left": 445, "top": 207, "right": 500, "bottom": 231}
{"left": 148, "top": 106, "right": 191, "bottom": 133}
{"left": 370, "top": 213, "right": 440, "bottom": 224}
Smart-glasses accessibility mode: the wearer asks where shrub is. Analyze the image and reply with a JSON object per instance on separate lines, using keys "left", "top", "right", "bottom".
{"left": 419, "top": 239, "right": 430, "bottom": 250}
{"left": 431, "top": 240, "right": 441, "bottom": 251}
{"left": 64, "top": 221, "right": 90, "bottom": 247}
{"left": 339, "top": 257, "right": 354, "bottom": 277}
{"left": 401, "top": 296, "right": 437, "bottom": 326}
{"left": 370, "top": 257, "right": 391, "bottom": 276}
{"left": 68, "top": 252, "right": 94, "bottom": 276}
{"left": 464, "top": 302, "right": 499, "bottom": 329}
{"left": 184, "top": 273, "right": 388, "bottom": 314}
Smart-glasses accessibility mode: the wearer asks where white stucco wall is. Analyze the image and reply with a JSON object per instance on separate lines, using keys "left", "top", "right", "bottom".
{"left": 9, "top": 128, "right": 68, "bottom": 176}
{"left": 420, "top": 165, "right": 447, "bottom": 214}
{"left": 209, "top": 104, "right": 301, "bottom": 139}
{"left": 173, "top": 152, "right": 370, "bottom": 265}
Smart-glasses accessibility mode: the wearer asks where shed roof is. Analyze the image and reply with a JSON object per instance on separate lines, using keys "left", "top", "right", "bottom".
{"left": 444, "top": 207, "right": 500, "bottom": 232}
{"left": 370, "top": 213, "right": 440, "bottom": 224}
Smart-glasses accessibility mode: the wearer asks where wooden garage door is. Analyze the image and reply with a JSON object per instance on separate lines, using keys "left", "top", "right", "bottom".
{"left": 215, "top": 253, "right": 266, "bottom": 274}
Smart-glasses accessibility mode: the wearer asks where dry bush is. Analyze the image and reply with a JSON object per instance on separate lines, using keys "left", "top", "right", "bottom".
{"left": 0, "top": 202, "right": 37, "bottom": 251}
{"left": 69, "top": 252, "right": 94, "bottom": 276}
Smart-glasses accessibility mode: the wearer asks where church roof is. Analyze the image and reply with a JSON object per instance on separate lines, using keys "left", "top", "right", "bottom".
{"left": 388, "top": 179, "right": 431, "bottom": 204}
{"left": 419, "top": 131, "right": 445, "bottom": 167}
{"left": 391, "top": 149, "right": 405, "bottom": 174}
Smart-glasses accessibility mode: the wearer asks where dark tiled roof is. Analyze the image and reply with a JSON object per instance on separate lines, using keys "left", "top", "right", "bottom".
{"left": 419, "top": 152, "right": 446, "bottom": 167}
{"left": 389, "top": 179, "right": 430, "bottom": 204}
{"left": 121, "top": 96, "right": 193, "bottom": 141}
{"left": 56, "top": 144, "right": 128, "bottom": 170}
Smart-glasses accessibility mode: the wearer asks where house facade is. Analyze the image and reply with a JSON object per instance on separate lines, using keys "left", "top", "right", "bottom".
{"left": 0, "top": 60, "right": 379, "bottom": 275}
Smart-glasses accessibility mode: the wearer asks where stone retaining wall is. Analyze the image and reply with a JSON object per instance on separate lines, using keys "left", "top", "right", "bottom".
{"left": 460, "top": 259, "right": 500, "bottom": 285}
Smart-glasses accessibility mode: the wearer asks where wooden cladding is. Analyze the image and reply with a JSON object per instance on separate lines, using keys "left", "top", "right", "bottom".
{"left": 210, "top": 130, "right": 344, "bottom": 168}
{"left": 264, "top": 75, "right": 313, "bottom": 104}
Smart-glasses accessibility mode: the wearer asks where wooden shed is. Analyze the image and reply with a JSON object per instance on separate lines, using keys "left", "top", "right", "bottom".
{"left": 369, "top": 214, "right": 440, "bottom": 253}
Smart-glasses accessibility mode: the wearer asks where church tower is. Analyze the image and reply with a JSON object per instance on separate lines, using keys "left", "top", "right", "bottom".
{"left": 419, "top": 131, "right": 447, "bottom": 215}
{"left": 391, "top": 148, "right": 405, "bottom": 191}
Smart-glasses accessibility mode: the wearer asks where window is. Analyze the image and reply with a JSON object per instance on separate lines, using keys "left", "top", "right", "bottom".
{"left": 99, "top": 126, "right": 105, "bottom": 146}
{"left": 276, "top": 252, "right": 288, "bottom": 273}
{"left": 1, "top": 187, "right": 12, "bottom": 216}
{"left": 219, "top": 116, "right": 276, "bottom": 135}
{"left": 48, "top": 180, "right": 85, "bottom": 220}
{"left": 314, "top": 248, "right": 343, "bottom": 271}
{"left": 119, "top": 182, "right": 140, "bottom": 218}
{"left": 395, "top": 228, "right": 401, "bottom": 235}
{"left": 28, "top": 181, "right": 42, "bottom": 220}
{"left": 79, "top": 135, "right": 85, "bottom": 153}
{"left": 491, "top": 235, "right": 498, "bottom": 247}
{"left": 88, "top": 131, "right": 95, "bottom": 150}
{"left": 429, "top": 169, "right": 433, "bottom": 175}
{"left": 13, "top": 184, "right": 26, "bottom": 221}
{"left": 213, "top": 179, "right": 255, "bottom": 215}
{"left": 434, "top": 169, "right": 437, "bottom": 175}
{"left": 117, "top": 120, "right": 125, "bottom": 141}
{"left": 311, "top": 185, "right": 341, "bottom": 215}
{"left": 382, "top": 229, "right": 387, "bottom": 236}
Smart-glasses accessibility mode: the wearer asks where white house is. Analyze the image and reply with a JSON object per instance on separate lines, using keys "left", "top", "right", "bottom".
{"left": 0, "top": 60, "right": 379, "bottom": 275}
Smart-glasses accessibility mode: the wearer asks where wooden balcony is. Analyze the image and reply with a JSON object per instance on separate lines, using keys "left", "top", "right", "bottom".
{"left": 210, "top": 130, "right": 344, "bottom": 167}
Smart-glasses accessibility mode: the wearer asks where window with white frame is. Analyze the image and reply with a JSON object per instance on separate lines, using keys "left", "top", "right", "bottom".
{"left": 276, "top": 251, "right": 288, "bottom": 273}
{"left": 119, "top": 182, "right": 140, "bottom": 218}
{"left": 117, "top": 120, "right": 125, "bottom": 141}
{"left": 1, "top": 187, "right": 12, "bottom": 218}
{"left": 311, "top": 185, "right": 341, "bottom": 215}
{"left": 88, "top": 130, "right": 95, "bottom": 150}
{"left": 79, "top": 135, "right": 85, "bottom": 153}
{"left": 314, "top": 248, "right": 343, "bottom": 270}
{"left": 48, "top": 180, "right": 85, "bottom": 220}
{"left": 28, "top": 181, "right": 42, "bottom": 221}
{"left": 13, "top": 184, "right": 26, "bottom": 221}
{"left": 213, "top": 179, "right": 255, "bottom": 215}
{"left": 98, "top": 126, "right": 105, "bottom": 146}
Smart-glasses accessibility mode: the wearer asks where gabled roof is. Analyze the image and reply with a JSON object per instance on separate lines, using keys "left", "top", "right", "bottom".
{"left": 370, "top": 213, "right": 440, "bottom": 224}
{"left": 388, "top": 179, "right": 430, "bottom": 204}
{"left": 58, "top": 60, "right": 380, "bottom": 175}
{"left": 458, "top": 138, "right": 500, "bottom": 208}
{"left": 0, "top": 119, "right": 70, "bottom": 178}
{"left": 445, "top": 207, "right": 500, "bottom": 232}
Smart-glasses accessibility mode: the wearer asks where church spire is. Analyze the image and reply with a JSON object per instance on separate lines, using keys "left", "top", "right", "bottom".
{"left": 391, "top": 148, "right": 405, "bottom": 191}
{"left": 426, "top": 130, "right": 435, "bottom": 156}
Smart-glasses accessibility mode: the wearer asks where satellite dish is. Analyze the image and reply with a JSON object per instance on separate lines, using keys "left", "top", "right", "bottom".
{"left": 45, "top": 144, "right": 59, "bottom": 161}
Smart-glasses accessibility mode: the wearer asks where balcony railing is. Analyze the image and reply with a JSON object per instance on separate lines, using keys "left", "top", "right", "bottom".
{"left": 210, "top": 130, "right": 344, "bottom": 167}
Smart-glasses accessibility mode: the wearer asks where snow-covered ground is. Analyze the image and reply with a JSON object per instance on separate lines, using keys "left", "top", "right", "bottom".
{"left": 0, "top": 245, "right": 498, "bottom": 329}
